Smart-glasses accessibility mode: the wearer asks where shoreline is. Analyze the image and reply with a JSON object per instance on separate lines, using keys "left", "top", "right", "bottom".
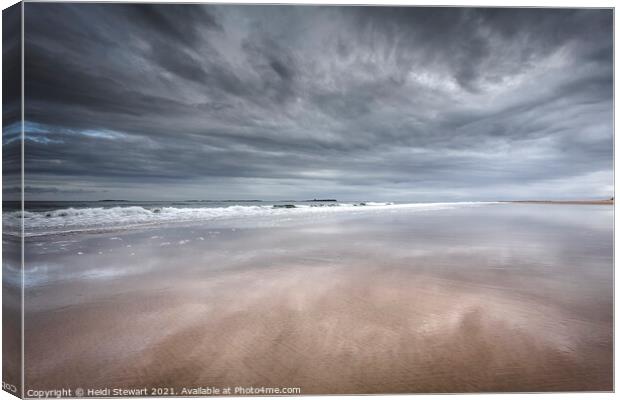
{"left": 504, "top": 200, "right": 613, "bottom": 205}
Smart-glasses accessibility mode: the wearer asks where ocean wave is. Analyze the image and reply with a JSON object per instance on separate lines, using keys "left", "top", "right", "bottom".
{"left": 4, "top": 202, "right": 497, "bottom": 237}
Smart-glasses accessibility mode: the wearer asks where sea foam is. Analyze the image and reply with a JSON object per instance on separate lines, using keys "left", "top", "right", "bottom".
{"left": 4, "top": 202, "right": 496, "bottom": 237}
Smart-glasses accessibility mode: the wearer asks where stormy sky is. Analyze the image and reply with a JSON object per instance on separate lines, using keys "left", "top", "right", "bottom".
{"left": 15, "top": 4, "right": 613, "bottom": 201}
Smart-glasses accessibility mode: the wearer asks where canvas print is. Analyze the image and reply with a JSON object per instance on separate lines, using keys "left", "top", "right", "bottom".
{"left": 2, "top": 3, "right": 614, "bottom": 397}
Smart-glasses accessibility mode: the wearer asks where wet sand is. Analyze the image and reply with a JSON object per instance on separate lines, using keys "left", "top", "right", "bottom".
{"left": 23, "top": 203, "right": 613, "bottom": 393}
{"left": 3, "top": 234, "right": 22, "bottom": 395}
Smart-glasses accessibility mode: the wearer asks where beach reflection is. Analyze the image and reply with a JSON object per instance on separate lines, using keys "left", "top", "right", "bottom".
{"left": 24, "top": 203, "right": 613, "bottom": 393}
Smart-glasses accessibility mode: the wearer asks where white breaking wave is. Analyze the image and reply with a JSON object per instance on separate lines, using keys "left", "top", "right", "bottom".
{"left": 4, "top": 202, "right": 497, "bottom": 237}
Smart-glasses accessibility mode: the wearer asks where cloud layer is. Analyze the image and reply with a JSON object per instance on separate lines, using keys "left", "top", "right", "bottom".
{"left": 19, "top": 4, "right": 613, "bottom": 201}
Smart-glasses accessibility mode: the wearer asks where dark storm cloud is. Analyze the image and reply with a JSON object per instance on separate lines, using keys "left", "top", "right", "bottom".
{"left": 20, "top": 4, "right": 613, "bottom": 201}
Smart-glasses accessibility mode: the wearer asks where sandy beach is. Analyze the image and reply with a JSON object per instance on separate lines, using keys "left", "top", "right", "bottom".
{"left": 21, "top": 202, "right": 613, "bottom": 394}
{"left": 2, "top": 234, "right": 22, "bottom": 395}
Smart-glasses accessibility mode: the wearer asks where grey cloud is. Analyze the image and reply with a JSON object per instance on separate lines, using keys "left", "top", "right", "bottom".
{"left": 18, "top": 4, "right": 613, "bottom": 201}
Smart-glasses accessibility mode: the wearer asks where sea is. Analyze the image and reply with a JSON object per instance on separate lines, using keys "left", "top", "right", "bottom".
{"left": 2, "top": 200, "right": 494, "bottom": 237}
